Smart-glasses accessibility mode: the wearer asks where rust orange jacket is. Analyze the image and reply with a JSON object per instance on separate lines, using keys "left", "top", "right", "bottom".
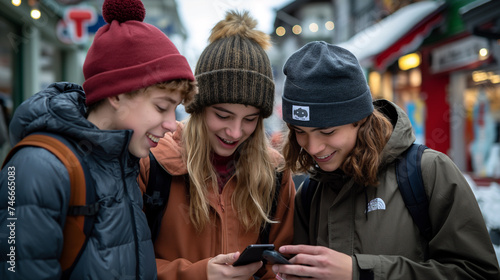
{"left": 138, "top": 124, "right": 295, "bottom": 280}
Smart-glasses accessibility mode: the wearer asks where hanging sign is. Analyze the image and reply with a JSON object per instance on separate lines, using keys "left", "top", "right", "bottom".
{"left": 431, "top": 36, "right": 489, "bottom": 74}
{"left": 56, "top": 6, "right": 97, "bottom": 45}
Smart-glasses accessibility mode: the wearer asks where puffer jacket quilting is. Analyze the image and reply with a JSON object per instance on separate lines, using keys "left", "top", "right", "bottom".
{"left": 0, "top": 82, "right": 156, "bottom": 279}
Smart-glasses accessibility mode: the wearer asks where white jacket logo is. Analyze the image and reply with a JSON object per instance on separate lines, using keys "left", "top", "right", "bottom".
{"left": 367, "top": 198, "right": 386, "bottom": 213}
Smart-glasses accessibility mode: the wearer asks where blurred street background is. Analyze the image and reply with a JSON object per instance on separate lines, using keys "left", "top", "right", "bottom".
{"left": 0, "top": 0, "right": 499, "bottom": 263}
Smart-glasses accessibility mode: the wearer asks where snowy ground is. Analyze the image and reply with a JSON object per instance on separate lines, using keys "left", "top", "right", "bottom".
{"left": 465, "top": 174, "right": 500, "bottom": 265}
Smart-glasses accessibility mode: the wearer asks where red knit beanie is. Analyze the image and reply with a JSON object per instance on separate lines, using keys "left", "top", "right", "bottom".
{"left": 83, "top": 0, "right": 194, "bottom": 105}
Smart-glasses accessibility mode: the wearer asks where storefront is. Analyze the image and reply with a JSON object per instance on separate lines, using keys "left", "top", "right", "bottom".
{"left": 0, "top": 0, "right": 89, "bottom": 108}
{"left": 418, "top": 31, "right": 496, "bottom": 173}
{"left": 338, "top": 0, "right": 500, "bottom": 180}
{"left": 338, "top": 0, "right": 446, "bottom": 150}
{"left": 462, "top": 66, "right": 500, "bottom": 179}
{"left": 459, "top": 0, "right": 500, "bottom": 180}
{"left": 0, "top": 0, "right": 90, "bottom": 161}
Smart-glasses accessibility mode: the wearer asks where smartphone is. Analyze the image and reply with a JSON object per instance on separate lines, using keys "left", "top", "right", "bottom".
{"left": 262, "top": 250, "right": 291, "bottom": 264}
{"left": 233, "top": 244, "right": 275, "bottom": 266}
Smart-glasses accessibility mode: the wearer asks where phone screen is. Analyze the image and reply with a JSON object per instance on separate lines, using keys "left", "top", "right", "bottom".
{"left": 233, "top": 244, "right": 275, "bottom": 266}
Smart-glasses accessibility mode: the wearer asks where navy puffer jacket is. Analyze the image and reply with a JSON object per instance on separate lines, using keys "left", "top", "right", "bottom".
{"left": 0, "top": 82, "right": 156, "bottom": 279}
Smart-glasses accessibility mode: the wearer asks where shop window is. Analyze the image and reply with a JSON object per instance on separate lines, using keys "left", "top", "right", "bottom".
{"left": 465, "top": 69, "right": 500, "bottom": 178}
{"left": 369, "top": 67, "right": 425, "bottom": 144}
{"left": 391, "top": 67, "right": 425, "bottom": 144}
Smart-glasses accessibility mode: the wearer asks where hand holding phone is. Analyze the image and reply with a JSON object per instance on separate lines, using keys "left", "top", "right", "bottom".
{"left": 262, "top": 250, "right": 291, "bottom": 264}
{"left": 233, "top": 244, "right": 275, "bottom": 266}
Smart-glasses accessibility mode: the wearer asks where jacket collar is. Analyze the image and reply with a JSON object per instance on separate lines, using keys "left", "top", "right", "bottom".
{"left": 10, "top": 82, "right": 136, "bottom": 163}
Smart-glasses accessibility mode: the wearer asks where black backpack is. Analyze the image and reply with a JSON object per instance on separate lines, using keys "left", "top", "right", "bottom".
{"left": 301, "top": 143, "right": 431, "bottom": 241}
{"left": 143, "top": 152, "right": 282, "bottom": 244}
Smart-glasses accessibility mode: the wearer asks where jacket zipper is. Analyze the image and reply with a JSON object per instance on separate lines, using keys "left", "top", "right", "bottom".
{"left": 218, "top": 188, "right": 227, "bottom": 254}
{"left": 120, "top": 160, "right": 140, "bottom": 279}
{"left": 218, "top": 196, "right": 225, "bottom": 212}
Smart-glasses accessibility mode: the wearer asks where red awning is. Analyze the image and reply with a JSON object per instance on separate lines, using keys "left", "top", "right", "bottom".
{"left": 338, "top": 1, "right": 446, "bottom": 71}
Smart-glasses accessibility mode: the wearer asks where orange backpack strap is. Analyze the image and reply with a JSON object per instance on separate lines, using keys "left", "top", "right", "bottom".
{"left": 2, "top": 133, "right": 96, "bottom": 274}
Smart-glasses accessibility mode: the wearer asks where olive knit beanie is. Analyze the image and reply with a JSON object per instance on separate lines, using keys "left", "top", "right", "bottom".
{"left": 282, "top": 41, "right": 373, "bottom": 127}
{"left": 82, "top": 0, "right": 194, "bottom": 105}
{"left": 185, "top": 10, "right": 275, "bottom": 118}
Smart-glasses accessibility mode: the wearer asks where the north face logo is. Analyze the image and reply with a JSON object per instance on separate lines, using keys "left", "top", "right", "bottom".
{"left": 366, "top": 198, "right": 386, "bottom": 213}
{"left": 292, "top": 105, "right": 309, "bottom": 121}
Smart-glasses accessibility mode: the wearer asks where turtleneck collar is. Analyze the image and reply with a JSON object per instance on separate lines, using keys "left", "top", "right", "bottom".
{"left": 211, "top": 152, "right": 238, "bottom": 193}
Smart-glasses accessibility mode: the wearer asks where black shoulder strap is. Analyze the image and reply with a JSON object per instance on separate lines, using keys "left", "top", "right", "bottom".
{"left": 301, "top": 175, "right": 318, "bottom": 217}
{"left": 144, "top": 151, "right": 172, "bottom": 243}
{"left": 396, "top": 143, "right": 432, "bottom": 241}
{"left": 259, "top": 171, "right": 282, "bottom": 245}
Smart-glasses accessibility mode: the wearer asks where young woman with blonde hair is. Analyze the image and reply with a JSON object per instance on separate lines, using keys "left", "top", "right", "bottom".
{"left": 139, "top": 10, "right": 295, "bottom": 280}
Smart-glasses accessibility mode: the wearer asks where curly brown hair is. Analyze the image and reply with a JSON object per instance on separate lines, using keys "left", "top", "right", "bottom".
{"left": 282, "top": 109, "right": 393, "bottom": 186}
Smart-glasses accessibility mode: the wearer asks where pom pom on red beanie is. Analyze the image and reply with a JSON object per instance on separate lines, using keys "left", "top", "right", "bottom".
{"left": 102, "top": 0, "right": 145, "bottom": 23}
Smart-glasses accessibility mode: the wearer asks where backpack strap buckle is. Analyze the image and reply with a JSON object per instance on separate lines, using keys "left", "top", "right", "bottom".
{"left": 68, "top": 202, "right": 100, "bottom": 216}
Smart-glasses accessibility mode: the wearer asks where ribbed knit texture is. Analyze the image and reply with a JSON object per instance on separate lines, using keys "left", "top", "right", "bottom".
{"left": 282, "top": 41, "right": 373, "bottom": 127}
{"left": 185, "top": 11, "right": 275, "bottom": 118}
{"left": 82, "top": 0, "right": 194, "bottom": 105}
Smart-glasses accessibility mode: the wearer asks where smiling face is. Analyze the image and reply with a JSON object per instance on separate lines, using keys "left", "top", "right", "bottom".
{"left": 204, "top": 103, "right": 260, "bottom": 157}
{"left": 110, "top": 87, "right": 182, "bottom": 158}
{"left": 291, "top": 123, "right": 360, "bottom": 172}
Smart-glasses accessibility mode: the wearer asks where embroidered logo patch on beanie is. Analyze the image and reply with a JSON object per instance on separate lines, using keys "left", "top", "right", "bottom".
{"left": 292, "top": 105, "right": 310, "bottom": 121}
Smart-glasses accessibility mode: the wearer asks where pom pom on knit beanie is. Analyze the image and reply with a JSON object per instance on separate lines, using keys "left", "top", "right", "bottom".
{"left": 82, "top": 0, "right": 194, "bottom": 105}
{"left": 282, "top": 41, "right": 374, "bottom": 127}
{"left": 185, "top": 10, "right": 275, "bottom": 118}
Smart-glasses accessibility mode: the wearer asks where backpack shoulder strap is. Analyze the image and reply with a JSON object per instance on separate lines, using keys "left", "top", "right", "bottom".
{"left": 144, "top": 151, "right": 172, "bottom": 243}
{"left": 301, "top": 175, "right": 318, "bottom": 217}
{"left": 2, "top": 133, "right": 97, "bottom": 276}
{"left": 395, "top": 143, "right": 432, "bottom": 241}
{"left": 259, "top": 171, "right": 283, "bottom": 245}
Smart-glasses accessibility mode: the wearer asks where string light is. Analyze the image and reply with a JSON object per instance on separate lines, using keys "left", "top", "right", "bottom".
{"left": 325, "top": 21, "right": 334, "bottom": 30}
{"left": 398, "top": 53, "right": 420, "bottom": 71}
{"left": 276, "top": 26, "right": 286, "bottom": 36}
{"left": 309, "top": 23, "right": 318, "bottom": 33}
{"left": 28, "top": 0, "right": 41, "bottom": 20}
{"left": 292, "top": 25, "right": 302, "bottom": 35}
{"left": 31, "top": 7, "right": 41, "bottom": 19}
{"left": 479, "top": 48, "right": 489, "bottom": 60}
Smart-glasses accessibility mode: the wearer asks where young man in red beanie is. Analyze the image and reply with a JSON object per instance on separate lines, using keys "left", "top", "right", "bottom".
{"left": 0, "top": 0, "right": 196, "bottom": 279}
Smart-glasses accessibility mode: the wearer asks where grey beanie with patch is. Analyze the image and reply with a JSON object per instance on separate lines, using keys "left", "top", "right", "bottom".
{"left": 282, "top": 41, "right": 373, "bottom": 127}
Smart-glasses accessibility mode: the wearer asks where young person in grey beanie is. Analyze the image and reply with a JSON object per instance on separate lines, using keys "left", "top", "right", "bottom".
{"left": 272, "top": 41, "right": 500, "bottom": 279}
{"left": 138, "top": 10, "right": 296, "bottom": 280}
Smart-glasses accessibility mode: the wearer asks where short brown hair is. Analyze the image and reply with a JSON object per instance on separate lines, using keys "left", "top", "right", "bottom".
{"left": 86, "top": 79, "right": 198, "bottom": 114}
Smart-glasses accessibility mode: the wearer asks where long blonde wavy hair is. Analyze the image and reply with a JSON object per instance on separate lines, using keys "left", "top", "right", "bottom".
{"left": 283, "top": 109, "right": 393, "bottom": 186}
{"left": 182, "top": 110, "right": 277, "bottom": 232}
